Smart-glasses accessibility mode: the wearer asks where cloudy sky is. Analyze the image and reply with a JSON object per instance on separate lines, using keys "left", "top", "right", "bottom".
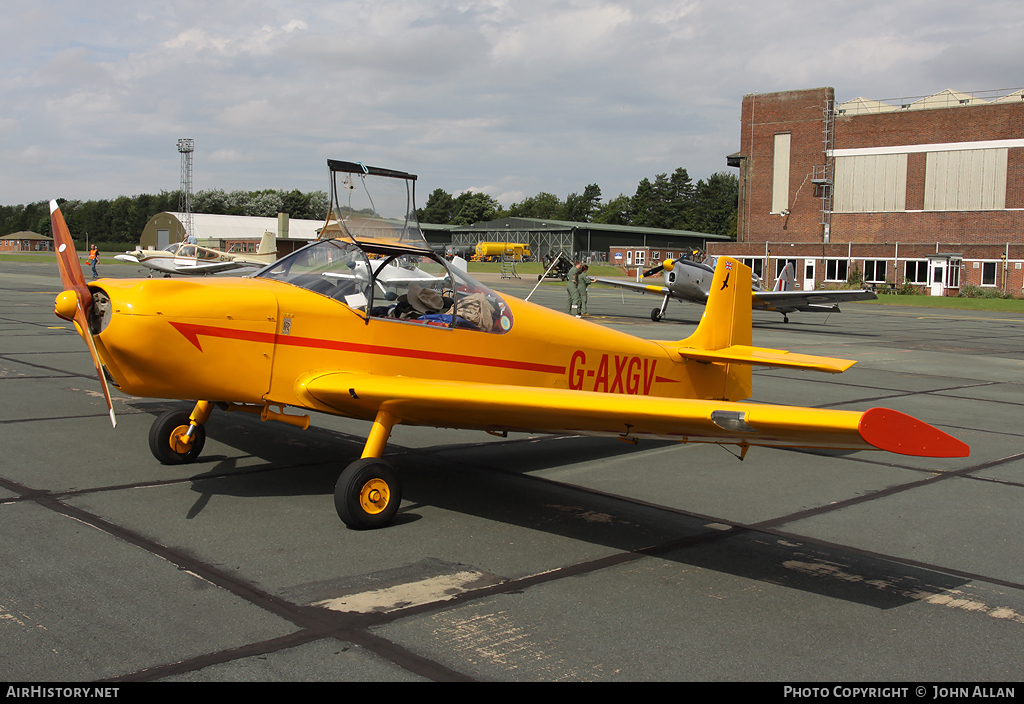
{"left": 2, "top": 0, "right": 1022, "bottom": 208}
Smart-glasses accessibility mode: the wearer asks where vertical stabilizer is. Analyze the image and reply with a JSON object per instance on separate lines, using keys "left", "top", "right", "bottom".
{"left": 677, "top": 257, "right": 753, "bottom": 400}
{"left": 774, "top": 262, "right": 794, "bottom": 291}
{"left": 682, "top": 257, "right": 752, "bottom": 351}
{"left": 257, "top": 230, "right": 277, "bottom": 256}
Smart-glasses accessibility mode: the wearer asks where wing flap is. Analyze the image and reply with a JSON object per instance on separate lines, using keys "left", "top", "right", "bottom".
{"left": 295, "top": 372, "right": 965, "bottom": 456}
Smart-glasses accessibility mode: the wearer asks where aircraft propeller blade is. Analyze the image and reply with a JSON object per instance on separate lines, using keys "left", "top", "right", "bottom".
{"left": 642, "top": 264, "right": 664, "bottom": 277}
{"left": 50, "top": 201, "right": 117, "bottom": 428}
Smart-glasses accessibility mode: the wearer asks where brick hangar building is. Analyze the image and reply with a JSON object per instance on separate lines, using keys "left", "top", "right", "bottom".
{"left": 710, "top": 86, "right": 1024, "bottom": 295}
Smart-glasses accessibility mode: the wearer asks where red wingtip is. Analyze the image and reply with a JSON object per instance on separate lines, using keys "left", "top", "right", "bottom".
{"left": 859, "top": 408, "right": 969, "bottom": 458}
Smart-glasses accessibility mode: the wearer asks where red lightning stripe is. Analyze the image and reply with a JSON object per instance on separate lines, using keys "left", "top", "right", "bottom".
{"left": 170, "top": 321, "right": 567, "bottom": 375}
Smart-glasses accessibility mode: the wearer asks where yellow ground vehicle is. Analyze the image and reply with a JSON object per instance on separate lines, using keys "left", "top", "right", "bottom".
{"left": 473, "top": 242, "right": 531, "bottom": 261}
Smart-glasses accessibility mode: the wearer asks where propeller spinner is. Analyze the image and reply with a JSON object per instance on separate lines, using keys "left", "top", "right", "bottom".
{"left": 50, "top": 201, "right": 117, "bottom": 428}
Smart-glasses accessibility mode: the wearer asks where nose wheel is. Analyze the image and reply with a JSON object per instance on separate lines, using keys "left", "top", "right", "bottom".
{"left": 149, "top": 409, "right": 206, "bottom": 464}
{"left": 651, "top": 296, "right": 669, "bottom": 322}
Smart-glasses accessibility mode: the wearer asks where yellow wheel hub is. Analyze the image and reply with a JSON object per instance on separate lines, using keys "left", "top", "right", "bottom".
{"left": 169, "top": 425, "right": 193, "bottom": 454}
{"left": 359, "top": 478, "right": 391, "bottom": 515}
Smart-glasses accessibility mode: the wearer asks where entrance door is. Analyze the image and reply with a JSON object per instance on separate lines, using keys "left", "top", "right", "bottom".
{"left": 803, "top": 260, "right": 815, "bottom": 291}
{"left": 930, "top": 261, "right": 945, "bottom": 297}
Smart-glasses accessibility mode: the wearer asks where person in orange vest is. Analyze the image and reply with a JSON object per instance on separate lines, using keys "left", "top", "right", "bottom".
{"left": 87, "top": 245, "right": 99, "bottom": 279}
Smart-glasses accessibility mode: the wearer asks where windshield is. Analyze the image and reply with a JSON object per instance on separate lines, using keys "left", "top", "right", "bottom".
{"left": 320, "top": 160, "right": 428, "bottom": 248}
{"left": 258, "top": 239, "right": 514, "bottom": 333}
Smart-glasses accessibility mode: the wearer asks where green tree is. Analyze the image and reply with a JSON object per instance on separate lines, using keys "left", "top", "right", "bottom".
{"left": 691, "top": 172, "right": 738, "bottom": 237}
{"left": 592, "top": 194, "right": 632, "bottom": 225}
{"left": 630, "top": 178, "right": 655, "bottom": 227}
{"left": 561, "top": 183, "right": 602, "bottom": 222}
{"left": 508, "top": 192, "right": 562, "bottom": 219}
{"left": 419, "top": 188, "right": 456, "bottom": 224}
{"left": 450, "top": 191, "right": 501, "bottom": 225}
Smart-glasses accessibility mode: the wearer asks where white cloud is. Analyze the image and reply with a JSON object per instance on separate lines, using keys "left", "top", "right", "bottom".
{"left": 1, "top": 0, "right": 1022, "bottom": 205}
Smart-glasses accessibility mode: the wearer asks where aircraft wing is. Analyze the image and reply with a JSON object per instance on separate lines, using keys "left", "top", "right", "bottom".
{"left": 295, "top": 372, "right": 968, "bottom": 457}
{"left": 590, "top": 277, "right": 670, "bottom": 297}
{"left": 172, "top": 259, "right": 263, "bottom": 274}
{"left": 752, "top": 289, "right": 878, "bottom": 313}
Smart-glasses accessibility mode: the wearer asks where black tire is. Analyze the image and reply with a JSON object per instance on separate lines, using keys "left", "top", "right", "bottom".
{"left": 335, "top": 458, "right": 402, "bottom": 529}
{"left": 651, "top": 308, "right": 663, "bottom": 322}
{"left": 149, "top": 409, "right": 206, "bottom": 465}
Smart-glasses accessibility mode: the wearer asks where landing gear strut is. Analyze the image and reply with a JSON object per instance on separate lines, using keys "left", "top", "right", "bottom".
{"left": 335, "top": 410, "right": 403, "bottom": 529}
{"left": 651, "top": 295, "right": 670, "bottom": 322}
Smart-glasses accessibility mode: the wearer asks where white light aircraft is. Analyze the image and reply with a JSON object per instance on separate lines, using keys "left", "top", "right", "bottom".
{"left": 115, "top": 231, "right": 278, "bottom": 276}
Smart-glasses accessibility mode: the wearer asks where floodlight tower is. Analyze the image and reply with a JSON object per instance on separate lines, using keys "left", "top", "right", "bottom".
{"left": 177, "top": 138, "right": 195, "bottom": 242}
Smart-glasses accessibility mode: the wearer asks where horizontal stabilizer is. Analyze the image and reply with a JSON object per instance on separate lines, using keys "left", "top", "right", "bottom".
{"left": 676, "top": 344, "right": 855, "bottom": 374}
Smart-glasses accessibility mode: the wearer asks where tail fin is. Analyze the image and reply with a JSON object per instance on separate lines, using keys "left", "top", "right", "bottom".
{"left": 676, "top": 257, "right": 753, "bottom": 400}
{"left": 673, "top": 257, "right": 854, "bottom": 401}
{"left": 774, "top": 262, "right": 794, "bottom": 291}
{"left": 683, "top": 257, "right": 752, "bottom": 352}
{"left": 257, "top": 230, "right": 277, "bottom": 256}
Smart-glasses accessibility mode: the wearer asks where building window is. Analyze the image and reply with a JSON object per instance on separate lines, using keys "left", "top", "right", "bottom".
{"left": 824, "top": 259, "right": 848, "bottom": 282}
{"left": 982, "top": 261, "right": 997, "bottom": 286}
{"left": 772, "top": 133, "right": 791, "bottom": 214}
{"left": 904, "top": 260, "right": 928, "bottom": 284}
{"left": 948, "top": 260, "right": 961, "bottom": 288}
{"left": 634, "top": 250, "right": 646, "bottom": 266}
{"left": 742, "top": 258, "right": 763, "bottom": 278}
{"left": 863, "top": 260, "right": 887, "bottom": 283}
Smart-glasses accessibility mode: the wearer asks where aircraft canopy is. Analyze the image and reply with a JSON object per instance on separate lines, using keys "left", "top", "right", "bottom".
{"left": 320, "top": 160, "right": 429, "bottom": 249}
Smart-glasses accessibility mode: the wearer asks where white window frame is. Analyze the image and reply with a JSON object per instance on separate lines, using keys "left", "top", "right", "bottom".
{"left": 904, "top": 260, "right": 928, "bottom": 284}
{"left": 741, "top": 257, "right": 764, "bottom": 279}
{"left": 824, "top": 259, "right": 849, "bottom": 282}
{"left": 863, "top": 259, "right": 887, "bottom": 284}
{"left": 981, "top": 261, "right": 997, "bottom": 287}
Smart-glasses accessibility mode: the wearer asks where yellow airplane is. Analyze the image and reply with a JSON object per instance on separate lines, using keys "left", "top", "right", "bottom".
{"left": 49, "top": 160, "right": 969, "bottom": 530}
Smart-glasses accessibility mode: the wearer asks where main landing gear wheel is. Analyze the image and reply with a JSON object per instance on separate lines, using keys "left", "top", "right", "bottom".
{"left": 651, "top": 308, "right": 663, "bottom": 322}
{"left": 335, "top": 458, "right": 402, "bottom": 530}
{"left": 149, "top": 409, "right": 206, "bottom": 465}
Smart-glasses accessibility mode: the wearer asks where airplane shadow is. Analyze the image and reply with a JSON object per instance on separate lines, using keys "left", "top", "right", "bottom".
{"left": 139, "top": 402, "right": 971, "bottom": 613}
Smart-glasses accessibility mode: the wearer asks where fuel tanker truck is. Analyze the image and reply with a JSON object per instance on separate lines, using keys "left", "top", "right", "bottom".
{"left": 473, "top": 242, "right": 532, "bottom": 261}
